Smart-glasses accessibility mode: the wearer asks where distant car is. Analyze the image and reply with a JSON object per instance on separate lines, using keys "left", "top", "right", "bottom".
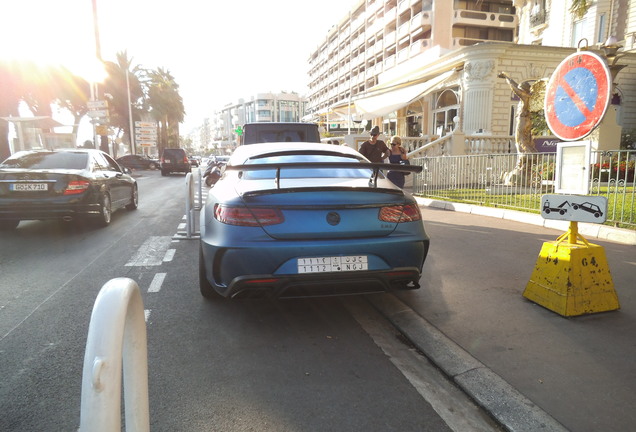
{"left": 160, "top": 148, "right": 190, "bottom": 176}
{"left": 199, "top": 142, "right": 428, "bottom": 300}
{"left": 116, "top": 154, "right": 159, "bottom": 170}
{"left": 189, "top": 156, "right": 200, "bottom": 167}
{"left": 0, "top": 149, "right": 138, "bottom": 229}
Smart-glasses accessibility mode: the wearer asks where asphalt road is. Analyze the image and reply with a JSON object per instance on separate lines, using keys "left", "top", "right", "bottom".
{"left": 0, "top": 170, "right": 499, "bottom": 432}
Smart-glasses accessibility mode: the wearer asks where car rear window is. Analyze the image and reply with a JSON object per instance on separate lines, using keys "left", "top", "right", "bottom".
{"left": 242, "top": 154, "right": 372, "bottom": 179}
{"left": 0, "top": 152, "right": 88, "bottom": 169}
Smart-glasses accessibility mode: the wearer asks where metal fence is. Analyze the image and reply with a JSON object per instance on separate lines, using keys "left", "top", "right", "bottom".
{"left": 411, "top": 150, "right": 636, "bottom": 229}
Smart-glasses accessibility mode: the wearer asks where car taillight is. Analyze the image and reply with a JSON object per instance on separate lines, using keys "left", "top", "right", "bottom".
{"left": 214, "top": 204, "right": 284, "bottom": 226}
{"left": 64, "top": 180, "right": 90, "bottom": 195}
{"left": 183, "top": 155, "right": 189, "bottom": 163}
{"left": 378, "top": 204, "right": 421, "bottom": 223}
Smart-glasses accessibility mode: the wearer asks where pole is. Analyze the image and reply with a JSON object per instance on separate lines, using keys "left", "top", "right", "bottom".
{"left": 126, "top": 70, "right": 136, "bottom": 155}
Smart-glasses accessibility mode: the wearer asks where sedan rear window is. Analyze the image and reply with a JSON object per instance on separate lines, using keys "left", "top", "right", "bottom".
{"left": 243, "top": 154, "right": 372, "bottom": 179}
{"left": 1, "top": 152, "right": 88, "bottom": 169}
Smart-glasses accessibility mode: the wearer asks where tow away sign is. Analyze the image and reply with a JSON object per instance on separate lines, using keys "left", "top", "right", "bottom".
{"left": 541, "top": 194, "right": 607, "bottom": 223}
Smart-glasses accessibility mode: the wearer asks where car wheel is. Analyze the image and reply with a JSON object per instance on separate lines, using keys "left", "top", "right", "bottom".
{"left": 199, "top": 245, "right": 222, "bottom": 299}
{"left": 148, "top": 162, "right": 157, "bottom": 170}
{"left": 0, "top": 219, "right": 19, "bottom": 230}
{"left": 126, "top": 185, "right": 138, "bottom": 210}
{"left": 96, "top": 193, "right": 112, "bottom": 226}
{"left": 161, "top": 170, "right": 167, "bottom": 176}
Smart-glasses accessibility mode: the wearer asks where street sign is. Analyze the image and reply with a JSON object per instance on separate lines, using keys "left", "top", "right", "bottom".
{"left": 136, "top": 127, "right": 157, "bottom": 134}
{"left": 541, "top": 194, "right": 607, "bottom": 223}
{"left": 544, "top": 51, "right": 611, "bottom": 141}
{"left": 87, "top": 109, "right": 109, "bottom": 118}
{"left": 135, "top": 121, "right": 157, "bottom": 128}
{"left": 87, "top": 100, "right": 108, "bottom": 109}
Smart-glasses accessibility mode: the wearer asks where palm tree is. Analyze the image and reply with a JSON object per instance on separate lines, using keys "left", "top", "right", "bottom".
{"left": 54, "top": 66, "right": 91, "bottom": 139}
{"left": 102, "top": 51, "right": 144, "bottom": 153}
{"left": 143, "top": 67, "right": 185, "bottom": 154}
{"left": 0, "top": 61, "right": 23, "bottom": 160}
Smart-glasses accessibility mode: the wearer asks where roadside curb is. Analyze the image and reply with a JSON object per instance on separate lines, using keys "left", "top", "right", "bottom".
{"left": 367, "top": 294, "right": 568, "bottom": 432}
{"left": 414, "top": 197, "right": 636, "bottom": 245}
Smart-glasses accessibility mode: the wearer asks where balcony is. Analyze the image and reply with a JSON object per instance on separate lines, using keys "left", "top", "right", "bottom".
{"left": 397, "top": 20, "right": 410, "bottom": 38}
{"left": 452, "top": 37, "right": 510, "bottom": 47}
{"left": 410, "top": 11, "right": 432, "bottom": 34}
{"left": 410, "top": 38, "right": 430, "bottom": 56}
{"left": 397, "top": 46, "right": 410, "bottom": 63}
{"left": 398, "top": 0, "right": 409, "bottom": 14}
{"left": 453, "top": 9, "right": 517, "bottom": 29}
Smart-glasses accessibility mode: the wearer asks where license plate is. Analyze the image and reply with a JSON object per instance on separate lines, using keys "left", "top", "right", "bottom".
{"left": 164, "top": 159, "right": 171, "bottom": 163}
{"left": 298, "top": 255, "right": 368, "bottom": 273}
{"left": 10, "top": 183, "right": 48, "bottom": 191}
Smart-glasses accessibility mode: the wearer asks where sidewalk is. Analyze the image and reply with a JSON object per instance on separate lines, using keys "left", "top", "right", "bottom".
{"left": 370, "top": 198, "right": 636, "bottom": 431}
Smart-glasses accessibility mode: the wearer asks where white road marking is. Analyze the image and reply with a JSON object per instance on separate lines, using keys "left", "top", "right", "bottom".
{"left": 177, "top": 223, "right": 186, "bottom": 230}
{"left": 148, "top": 273, "right": 167, "bottom": 293}
{"left": 163, "top": 249, "right": 176, "bottom": 262}
{"left": 344, "top": 297, "right": 499, "bottom": 432}
{"left": 144, "top": 309, "right": 151, "bottom": 322}
{"left": 125, "top": 236, "right": 173, "bottom": 266}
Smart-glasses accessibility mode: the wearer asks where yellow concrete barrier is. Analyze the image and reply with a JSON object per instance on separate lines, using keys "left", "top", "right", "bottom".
{"left": 523, "top": 222, "right": 620, "bottom": 317}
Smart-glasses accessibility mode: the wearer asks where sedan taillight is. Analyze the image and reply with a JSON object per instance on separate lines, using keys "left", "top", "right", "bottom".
{"left": 214, "top": 204, "right": 284, "bottom": 226}
{"left": 378, "top": 204, "right": 422, "bottom": 223}
{"left": 64, "top": 180, "right": 90, "bottom": 195}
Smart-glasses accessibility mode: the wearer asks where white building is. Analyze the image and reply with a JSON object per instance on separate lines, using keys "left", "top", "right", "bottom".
{"left": 306, "top": 0, "right": 636, "bottom": 154}
{"left": 211, "top": 92, "right": 310, "bottom": 152}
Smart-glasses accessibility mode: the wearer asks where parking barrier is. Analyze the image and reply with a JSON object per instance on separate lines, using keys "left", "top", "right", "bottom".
{"left": 182, "top": 170, "right": 202, "bottom": 239}
{"left": 79, "top": 278, "right": 149, "bottom": 432}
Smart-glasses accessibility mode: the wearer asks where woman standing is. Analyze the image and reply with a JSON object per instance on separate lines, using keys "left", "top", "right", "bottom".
{"left": 387, "top": 136, "right": 408, "bottom": 188}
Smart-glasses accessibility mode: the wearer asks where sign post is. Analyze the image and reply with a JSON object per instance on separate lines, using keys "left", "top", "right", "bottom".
{"left": 523, "top": 51, "right": 619, "bottom": 317}
{"left": 544, "top": 51, "right": 611, "bottom": 141}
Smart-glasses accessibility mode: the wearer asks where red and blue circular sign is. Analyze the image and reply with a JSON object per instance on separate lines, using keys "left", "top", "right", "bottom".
{"left": 544, "top": 51, "right": 611, "bottom": 141}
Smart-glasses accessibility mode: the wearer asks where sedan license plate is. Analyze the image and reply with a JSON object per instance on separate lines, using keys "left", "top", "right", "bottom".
{"left": 298, "top": 256, "right": 368, "bottom": 273}
{"left": 10, "top": 183, "right": 48, "bottom": 191}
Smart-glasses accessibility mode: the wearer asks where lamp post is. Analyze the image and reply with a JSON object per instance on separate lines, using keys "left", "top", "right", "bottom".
{"left": 601, "top": 36, "right": 628, "bottom": 82}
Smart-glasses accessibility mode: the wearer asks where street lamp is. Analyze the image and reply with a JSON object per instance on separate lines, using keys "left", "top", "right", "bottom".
{"left": 601, "top": 36, "right": 628, "bottom": 81}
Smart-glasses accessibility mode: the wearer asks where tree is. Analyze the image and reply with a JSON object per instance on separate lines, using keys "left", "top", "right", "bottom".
{"left": 0, "top": 61, "right": 23, "bottom": 160}
{"left": 102, "top": 51, "right": 144, "bottom": 153}
{"left": 143, "top": 67, "right": 185, "bottom": 154}
{"left": 55, "top": 66, "right": 91, "bottom": 139}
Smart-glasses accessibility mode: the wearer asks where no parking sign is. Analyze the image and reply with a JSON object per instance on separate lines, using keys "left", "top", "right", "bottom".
{"left": 544, "top": 51, "right": 611, "bottom": 141}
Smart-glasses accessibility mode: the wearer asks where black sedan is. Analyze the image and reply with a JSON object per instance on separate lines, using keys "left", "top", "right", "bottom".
{"left": 0, "top": 149, "right": 138, "bottom": 229}
{"left": 116, "top": 154, "right": 159, "bottom": 170}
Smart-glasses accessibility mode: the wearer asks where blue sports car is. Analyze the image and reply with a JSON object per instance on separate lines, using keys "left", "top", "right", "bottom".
{"left": 199, "top": 142, "right": 429, "bottom": 299}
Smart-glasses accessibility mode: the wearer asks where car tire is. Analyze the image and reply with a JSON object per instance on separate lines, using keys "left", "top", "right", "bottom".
{"left": 148, "top": 162, "right": 157, "bottom": 170}
{"left": 96, "top": 192, "right": 112, "bottom": 227}
{"left": 199, "top": 245, "right": 222, "bottom": 299}
{"left": 161, "top": 170, "right": 168, "bottom": 176}
{"left": 0, "top": 219, "right": 19, "bottom": 230}
{"left": 126, "top": 185, "right": 138, "bottom": 210}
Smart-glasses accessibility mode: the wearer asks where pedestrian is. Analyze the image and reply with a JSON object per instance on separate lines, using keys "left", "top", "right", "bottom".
{"left": 387, "top": 136, "right": 408, "bottom": 188}
{"left": 359, "top": 126, "right": 389, "bottom": 163}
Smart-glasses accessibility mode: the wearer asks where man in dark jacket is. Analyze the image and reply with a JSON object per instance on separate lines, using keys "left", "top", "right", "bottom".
{"left": 359, "top": 126, "right": 389, "bottom": 163}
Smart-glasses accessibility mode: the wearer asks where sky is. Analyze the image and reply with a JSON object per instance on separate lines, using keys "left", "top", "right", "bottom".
{"left": 2, "top": 0, "right": 359, "bottom": 137}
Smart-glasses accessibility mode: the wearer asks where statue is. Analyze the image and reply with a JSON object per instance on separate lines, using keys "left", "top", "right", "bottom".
{"left": 498, "top": 72, "right": 538, "bottom": 154}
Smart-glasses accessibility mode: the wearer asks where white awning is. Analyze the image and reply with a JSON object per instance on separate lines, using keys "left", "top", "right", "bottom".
{"left": 353, "top": 70, "right": 456, "bottom": 119}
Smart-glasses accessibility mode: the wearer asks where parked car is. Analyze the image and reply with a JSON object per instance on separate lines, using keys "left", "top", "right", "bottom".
{"left": 199, "top": 142, "right": 427, "bottom": 299}
{"left": 189, "top": 156, "right": 201, "bottom": 167}
{"left": 116, "top": 154, "right": 160, "bottom": 170}
{"left": 160, "top": 148, "right": 190, "bottom": 176}
{"left": 0, "top": 149, "right": 138, "bottom": 229}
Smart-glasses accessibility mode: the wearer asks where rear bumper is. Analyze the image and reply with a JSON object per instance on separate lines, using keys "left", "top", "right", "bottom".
{"left": 223, "top": 267, "right": 423, "bottom": 299}
{"left": 0, "top": 203, "right": 101, "bottom": 221}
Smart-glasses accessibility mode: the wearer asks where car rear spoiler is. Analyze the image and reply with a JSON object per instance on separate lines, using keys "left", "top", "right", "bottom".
{"left": 225, "top": 162, "right": 422, "bottom": 188}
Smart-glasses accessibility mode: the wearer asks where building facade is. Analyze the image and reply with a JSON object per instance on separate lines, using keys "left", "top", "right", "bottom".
{"left": 306, "top": 0, "right": 636, "bottom": 153}
{"left": 211, "top": 92, "right": 309, "bottom": 152}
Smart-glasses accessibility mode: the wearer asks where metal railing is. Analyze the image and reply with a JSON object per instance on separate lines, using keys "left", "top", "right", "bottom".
{"left": 411, "top": 151, "right": 636, "bottom": 228}
{"left": 80, "top": 278, "right": 149, "bottom": 432}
